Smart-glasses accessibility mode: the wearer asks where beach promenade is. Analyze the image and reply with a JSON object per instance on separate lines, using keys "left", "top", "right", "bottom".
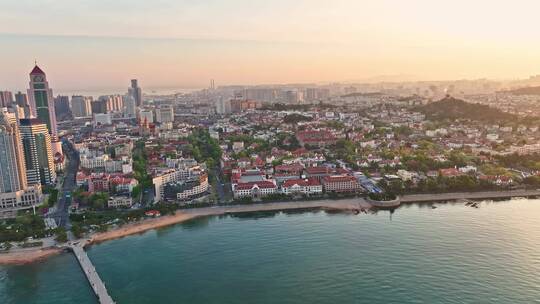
{"left": 400, "top": 189, "right": 540, "bottom": 203}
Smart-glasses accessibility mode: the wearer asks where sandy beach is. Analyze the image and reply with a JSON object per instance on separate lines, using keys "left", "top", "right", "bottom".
{"left": 2, "top": 190, "right": 539, "bottom": 266}
{"left": 88, "top": 198, "right": 370, "bottom": 245}
{"left": 89, "top": 212, "right": 201, "bottom": 244}
{"left": 0, "top": 248, "right": 64, "bottom": 265}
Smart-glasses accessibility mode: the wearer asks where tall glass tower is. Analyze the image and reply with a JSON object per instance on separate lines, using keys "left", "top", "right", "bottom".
{"left": 0, "top": 112, "right": 27, "bottom": 193}
{"left": 27, "top": 65, "right": 58, "bottom": 138}
{"left": 19, "top": 119, "right": 56, "bottom": 186}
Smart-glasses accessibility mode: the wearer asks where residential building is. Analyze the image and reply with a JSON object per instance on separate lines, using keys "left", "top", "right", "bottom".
{"left": 71, "top": 95, "right": 92, "bottom": 118}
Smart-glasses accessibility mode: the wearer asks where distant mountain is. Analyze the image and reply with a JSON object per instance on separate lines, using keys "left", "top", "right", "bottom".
{"left": 418, "top": 97, "right": 516, "bottom": 122}
{"left": 502, "top": 86, "right": 540, "bottom": 95}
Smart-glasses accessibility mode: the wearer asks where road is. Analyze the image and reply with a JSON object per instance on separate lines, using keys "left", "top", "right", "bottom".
{"left": 212, "top": 166, "right": 230, "bottom": 203}
{"left": 51, "top": 141, "right": 80, "bottom": 229}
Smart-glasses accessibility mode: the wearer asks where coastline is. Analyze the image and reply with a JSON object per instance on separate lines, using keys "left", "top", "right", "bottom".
{"left": 0, "top": 248, "right": 63, "bottom": 265}
{"left": 89, "top": 198, "right": 371, "bottom": 245}
{"left": 2, "top": 190, "right": 539, "bottom": 266}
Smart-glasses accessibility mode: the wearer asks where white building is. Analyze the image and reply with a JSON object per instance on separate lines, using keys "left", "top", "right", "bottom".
{"left": 93, "top": 113, "right": 112, "bottom": 126}
{"left": 156, "top": 105, "right": 174, "bottom": 124}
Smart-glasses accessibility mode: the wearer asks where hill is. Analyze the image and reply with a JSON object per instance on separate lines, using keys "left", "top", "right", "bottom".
{"left": 418, "top": 97, "right": 516, "bottom": 122}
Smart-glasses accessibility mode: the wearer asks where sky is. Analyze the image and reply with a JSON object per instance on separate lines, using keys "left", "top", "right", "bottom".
{"left": 1, "top": 0, "right": 540, "bottom": 92}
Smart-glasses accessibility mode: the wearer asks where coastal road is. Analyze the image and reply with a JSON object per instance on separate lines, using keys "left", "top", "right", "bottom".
{"left": 212, "top": 166, "right": 226, "bottom": 203}
{"left": 52, "top": 141, "right": 80, "bottom": 229}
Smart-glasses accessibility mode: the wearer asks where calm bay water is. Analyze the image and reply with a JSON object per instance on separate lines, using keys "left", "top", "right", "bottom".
{"left": 1, "top": 199, "right": 540, "bottom": 304}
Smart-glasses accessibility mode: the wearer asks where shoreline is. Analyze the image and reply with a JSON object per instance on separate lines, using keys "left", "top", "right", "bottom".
{"left": 89, "top": 198, "right": 371, "bottom": 245}
{"left": 0, "top": 248, "right": 64, "bottom": 265}
{"left": 2, "top": 190, "right": 539, "bottom": 266}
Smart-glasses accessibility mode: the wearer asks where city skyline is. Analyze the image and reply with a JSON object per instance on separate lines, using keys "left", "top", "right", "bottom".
{"left": 3, "top": 1, "right": 540, "bottom": 90}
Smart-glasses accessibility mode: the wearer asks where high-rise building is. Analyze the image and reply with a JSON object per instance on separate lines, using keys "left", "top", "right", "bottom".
{"left": 98, "top": 95, "right": 123, "bottom": 112}
{"left": 0, "top": 111, "right": 42, "bottom": 214}
{"left": 155, "top": 105, "right": 174, "bottom": 123}
{"left": 14, "top": 91, "right": 28, "bottom": 107}
{"left": 0, "top": 91, "right": 14, "bottom": 107}
{"left": 215, "top": 97, "right": 231, "bottom": 115}
{"left": 91, "top": 99, "right": 108, "bottom": 114}
{"left": 71, "top": 95, "right": 92, "bottom": 118}
{"left": 124, "top": 95, "right": 136, "bottom": 118}
{"left": 54, "top": 95, "right": 71, "bottom": 119}
{"left": 27, "top": 65, "right": 58, "bottom": 138}
{"left": 19, "top": 119, "right": 56, "bottom": 186}
{"left": 128, "top": 79, "right": 142, "bottom": 107}
{"left": 138, "top": 109, "right": 154, "bottom": 124}
{"left": 0, "top": 111, "right": 27, "bottom": 193}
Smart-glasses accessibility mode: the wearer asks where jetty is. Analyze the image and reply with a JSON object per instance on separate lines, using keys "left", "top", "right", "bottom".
{"left": 70, "top": 242, "right": 115, "bottom": 304}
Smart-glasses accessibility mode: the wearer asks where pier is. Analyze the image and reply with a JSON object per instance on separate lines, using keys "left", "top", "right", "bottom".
{"left": 70, "top": 243, "right": 115, "bottom": 304}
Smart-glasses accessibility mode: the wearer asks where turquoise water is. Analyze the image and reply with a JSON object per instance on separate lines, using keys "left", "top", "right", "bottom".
{"left": 1, "top": 199, "right": 540, "bottom": 304}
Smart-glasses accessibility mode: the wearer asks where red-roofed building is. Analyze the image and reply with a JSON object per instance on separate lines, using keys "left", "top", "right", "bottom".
{"left": 275, "top": 164, "right": 304, "bottom": 175}
{"left": 281, "top": 178, "right": 322, "bottom": 195}
{"left": 305, "top": 166, "right": 332, "bottom": 181}
{"left": 296, "top": 130, "right": 337, "bottom": 147}
{"left": 233, "top": 181, "right": 277, "bottom": 198}
{"left": 439, "top": 168, "right": 463, "bottom": 177}
{"left": 322, "top": 175, "right": 362, "bottom": 193}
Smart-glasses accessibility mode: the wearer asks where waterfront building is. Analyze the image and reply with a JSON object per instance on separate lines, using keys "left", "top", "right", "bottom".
{"left": 27, "top": 65, "right": 58, "bottom": 138}
{"left": 163, "top": 173, "right": 209, "bottom": 201}
{"left": 107, "top": 195, "right": 133, "bottom": 208}
{"left": 322, "top": 175, "right": 362, "bottom": 193}
{"left": 19, "top": 118, "right": 56, "bottom": 186}
{"left": 281, "top": 178, "right": 322, "bottom": 196}
{"left": 152, "top": 164, "right": 206, "bottom": 203}
{"left": 233, "top": 181, "right": 277, "bottom": 199}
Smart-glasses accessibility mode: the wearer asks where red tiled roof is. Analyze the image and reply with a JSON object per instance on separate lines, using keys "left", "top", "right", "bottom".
{"left": 322, "top": 175, "right": 357, "bottom": 183}
{"left": 282, "top": 178, "right": 320, "bottom": 188}
{"left": 235, "top": 181, "right": 276, "bottom": 190}
{"left": 275, "top": 164, "right": 304, "bottom": 173}
{"left": 296, "top": 130, "right": 336, "bottom": 142}
{"left": 305, "top": 167, "right": 331, "bottom": 174}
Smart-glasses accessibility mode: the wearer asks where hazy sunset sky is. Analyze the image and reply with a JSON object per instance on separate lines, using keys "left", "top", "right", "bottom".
{"left": 1, "top": 0, "right": 540, "bottom": 92}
